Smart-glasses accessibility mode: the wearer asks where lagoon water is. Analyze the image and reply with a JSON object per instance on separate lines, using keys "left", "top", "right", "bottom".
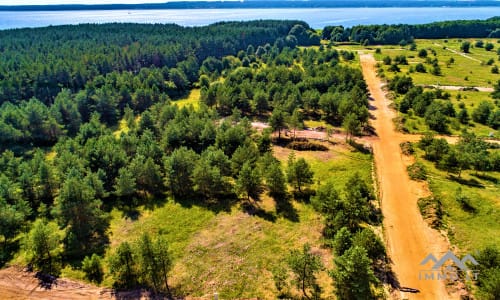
{"left": 0, "top": 7, "right": 498, "bottom": 30}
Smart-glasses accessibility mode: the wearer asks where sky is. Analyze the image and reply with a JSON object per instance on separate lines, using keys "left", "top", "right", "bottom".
{"left": 0, "top": 0, "right": 217, "bottom": 5}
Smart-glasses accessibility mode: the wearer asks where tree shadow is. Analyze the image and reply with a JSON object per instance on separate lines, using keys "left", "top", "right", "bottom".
{"left": 374, "top": 257, "right": 401, "bottom": 292}
{"left": 292, "top": 188, "right": 315, "bottom": 203}
{"left": 348, "top": 139, "right": 373, "bottom": 154}
{"left": 35, "top": 271, "right": 58, "bottom": 290}
{"left": 120, "top": 205, "right": 141, "bottom": 221}
{"left": 369, "top": 205, "right": 383, "bottom": 226}
{"left": 364, "top": 124, "right": 377, "bottom": 136}
{"left": 112, "top": 288, "right": 174, "bottom": 300}
{"left": 274, "top": 194, "right": 300, "bottom": 223}
{"left": 472, "top": 173, "right": 498, "bottom": 184}
{"left": 0, "top": 241, "right": 19, "bottom": 268}
{"left": 242, "top": 202, "right": 277, "bottom": 223}
{"left": 174, "top": 192, "right": 239, "bottom": 214}
{"left": 447, "top": 175, "right": 484, "bottom": 188}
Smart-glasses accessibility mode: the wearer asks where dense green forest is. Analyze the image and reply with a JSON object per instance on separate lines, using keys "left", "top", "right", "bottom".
{"left": 323, "top": 17, "right": 500, "bottom": 45}
{"left": 0, "top": 21, "right": 321, "bottom": 147}
{"left": 0, "top": 21, "right": 383, "bottom": 298}
{"left": 3, "top": 18, "right": 498, "bottom": 299}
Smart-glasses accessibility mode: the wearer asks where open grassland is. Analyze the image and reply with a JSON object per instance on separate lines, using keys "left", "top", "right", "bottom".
{"left": 372, "top": 39, "right": 500, "bottom": 87}
{"left": 414, "top": 149, "right": 500, "bottom": 253}
{"left": 338, "top": 39, "right": 499, "bottom": 138}
{"left": 103, "top": 141, "right": 372, "bottom": 298}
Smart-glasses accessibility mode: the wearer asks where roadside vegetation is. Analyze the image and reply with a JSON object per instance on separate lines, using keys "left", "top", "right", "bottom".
{"left": 410, "top": 132, "right": 499, "bottom": 298}
{"left": 378, "top": 40, "right": 499, "bottom": 138}
{"left": 329, "top": 20, "right": 500, "bottom": 299}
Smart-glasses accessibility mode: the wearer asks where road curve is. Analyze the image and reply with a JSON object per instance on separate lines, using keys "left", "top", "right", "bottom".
{"left": 360, "top": 54, "right": 456, "bottom": 300}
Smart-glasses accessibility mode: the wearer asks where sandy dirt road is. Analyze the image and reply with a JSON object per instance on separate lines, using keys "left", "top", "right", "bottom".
{"left": 360, "top": 54, "right": 457, "bottom": 300}
{"left": 0, "top": 266, "right": 114, "bottom": 300}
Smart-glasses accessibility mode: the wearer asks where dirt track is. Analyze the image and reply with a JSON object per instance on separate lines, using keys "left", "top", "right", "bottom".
{"left": 360, "top": 54, "right": 457, "bottom": 300}
{"left": 0, "top": 266, "right": 114, "bottom": 300}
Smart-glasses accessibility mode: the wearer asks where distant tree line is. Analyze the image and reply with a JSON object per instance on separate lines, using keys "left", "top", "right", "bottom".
{"left": 323, "top": 17, "right": 500, "bottom": 45}
{"left": 0, "top": 21, "right": 317, "bottom": 107}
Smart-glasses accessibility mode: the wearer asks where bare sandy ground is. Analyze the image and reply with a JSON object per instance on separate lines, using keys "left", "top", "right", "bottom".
{"left": 418, "top": 84, "right": 494, "bottom": 92}
{"left": 360, "top": 53, "right": 459, "bottom": 300}
{"left": 433, "top": 42, "right": 482, "bottom": 63}
{"left": 0, "top": 266, "right": 114, "bottom": 300}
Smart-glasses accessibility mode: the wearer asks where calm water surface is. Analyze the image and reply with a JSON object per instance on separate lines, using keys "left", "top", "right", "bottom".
{"left": 0, "top": 7, "right": 498, "bottom": 30}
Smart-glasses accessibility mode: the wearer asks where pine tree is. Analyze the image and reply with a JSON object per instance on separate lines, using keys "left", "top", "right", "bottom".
{"left": 22, "top": 219, "right": 65, "bottom": 275}
{"left": 331, "top": 246, "right": 377, "bottom": 300}
{"left": 287, "top": 243, "right": 323, "bottom": 300}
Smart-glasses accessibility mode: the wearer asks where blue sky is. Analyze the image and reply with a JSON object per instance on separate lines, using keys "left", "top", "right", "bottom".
{"left": 0, "top": 0, "right": 218, "bottom": 5}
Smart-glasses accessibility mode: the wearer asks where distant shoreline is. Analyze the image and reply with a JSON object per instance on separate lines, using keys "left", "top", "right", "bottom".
{"left": 1, "top": 1, "right": 500, "bottom": 11}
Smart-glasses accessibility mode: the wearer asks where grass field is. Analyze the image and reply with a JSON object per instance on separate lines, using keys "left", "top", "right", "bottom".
{"left": 338, "top": 39, "right": 500, "bottom": 138}
{"left": 172, "top": 89, "right": 201, "bottom": 109}
{"left": 372, "top": 39, "right": 500, "bottom": 87}
{"left": 414, "top": 149, "right": 500, "bottom": 253}
{"left": 102, "top": 142, "right": 373, "bottom": 298}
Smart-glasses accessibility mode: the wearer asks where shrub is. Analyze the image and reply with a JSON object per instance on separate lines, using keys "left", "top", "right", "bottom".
{"left": 455, "top": 188, "right": 476, "bottom": 213}
{"left": 418, "top": 196, "right": 443, "bottom": 229}
{"left": 415, "top": 63, "right": 426, "bottom": 73}
{"left": 400, "top": 141, "right": 414, "bottom": 155}
{"left": 352, "top": 228, "right": 386, "bottom": 260}
{"left": 286, "top": 141, "right": 329, "bottom": 151}
{"left": 82, "top": 254, "right": 104, "bottom": 284}
{"left": 407, "top": 162, "right": 427, "bottom": 180}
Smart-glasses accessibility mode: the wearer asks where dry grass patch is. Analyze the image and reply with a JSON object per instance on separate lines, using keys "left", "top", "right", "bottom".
{"left": 173, "top": 89, "right": 201, "bottom": 109}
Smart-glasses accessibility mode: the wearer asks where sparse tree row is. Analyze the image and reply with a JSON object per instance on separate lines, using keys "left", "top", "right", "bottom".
{"left": 386, "top": 74, "right": 500, "bottom": 133}
{"left": 271, "top": 172, "right": 386, "bottom": 299}
{"left": 322, "top": 17, "right": 500, "bottom": 45}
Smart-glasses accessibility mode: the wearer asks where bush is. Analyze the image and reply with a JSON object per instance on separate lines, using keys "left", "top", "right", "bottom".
{"left": 286, "top": 141, "right": 329, "bottom": 151}
{"left": 415, "top": 63, "right": 426, "bottom": 73}
{"left": 383, "top": 56, "right": 392, "bottom": 65}
{"left": 418, "top": 196, "right": 443, "bottom": 229}
{"left": 400, "top": 141, "right": 414, "bottom": 155}
{"left": 82, "top": 254, "right": 104, "bottom": 284}
{"left": 388, "top": 63, "right": 400, "bottom": 72}
{"left": 407, "top": 162, "right": 427, "bottom": 180}
{"left": 475, "top": 246, "right": 500, "bottom": 300}
{"left": 394, "top": 55, "right": 408, "bottom": 65}
{"left": 352, "top": 228, "right": 386, "bottom": 261}
{"left": 455, "top": 188, "right": 476, "bottom": 213}
{"left": 461, "top": 41, "right": 471, "bottom": 53}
